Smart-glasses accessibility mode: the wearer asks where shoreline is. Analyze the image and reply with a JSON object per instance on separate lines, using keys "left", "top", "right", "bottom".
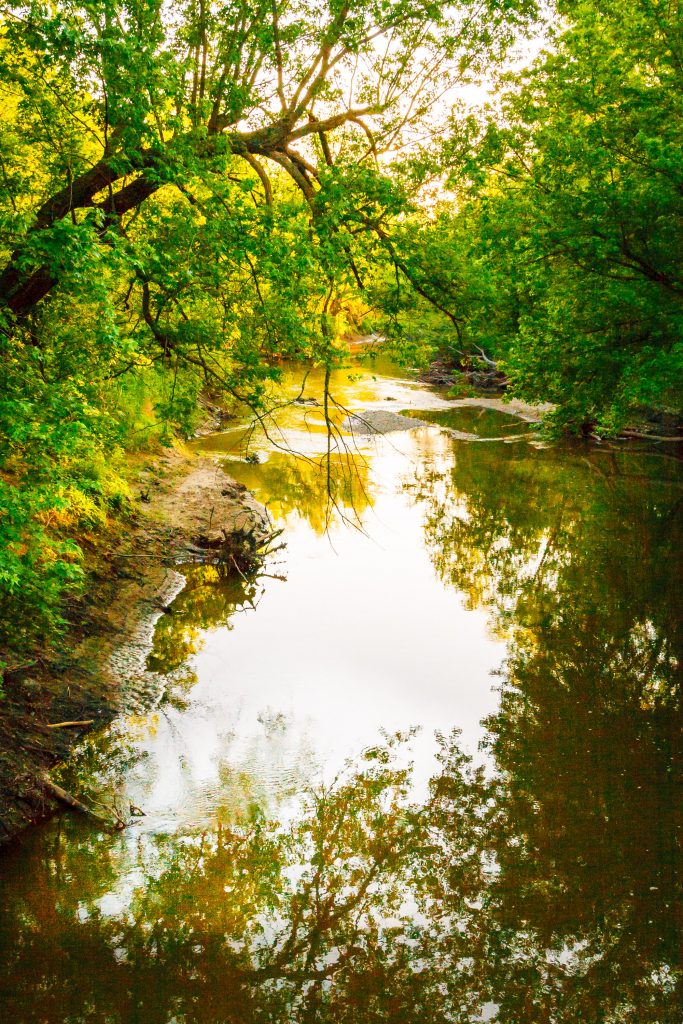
{"left": 0, "top": 447, "right": 270, "bottom": 846}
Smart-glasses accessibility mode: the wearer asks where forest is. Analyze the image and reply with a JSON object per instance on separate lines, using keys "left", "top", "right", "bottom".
{"left": 0, "top": 0, "right": 681, "bottom": 667}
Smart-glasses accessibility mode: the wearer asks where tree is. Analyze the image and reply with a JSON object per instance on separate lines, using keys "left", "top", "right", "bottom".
{"left": 376, "top": 0, "right": 683, "bottom": 430}
{"left": 488, "top": 0, "right": 683, "bottom": 429}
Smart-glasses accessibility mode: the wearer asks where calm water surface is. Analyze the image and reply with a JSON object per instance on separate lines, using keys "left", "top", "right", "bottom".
{"left": 1, "top": 358, "right": 681, "bottom": 1022}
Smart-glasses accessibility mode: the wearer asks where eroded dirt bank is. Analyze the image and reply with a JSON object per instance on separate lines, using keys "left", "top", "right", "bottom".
{"left": 0, "top": 450, "right": 270, "bottom": 845}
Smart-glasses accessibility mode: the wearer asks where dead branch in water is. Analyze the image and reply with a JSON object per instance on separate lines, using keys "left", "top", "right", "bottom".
{"left": 40, "top": 776, "right": 126, "bottom": 831}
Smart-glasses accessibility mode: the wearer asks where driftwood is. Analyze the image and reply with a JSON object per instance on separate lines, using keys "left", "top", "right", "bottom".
{"left": 419, "top": 349, "right": 507, "bottom": 391}
{"left": 40, "top": 775, "right": 126, "bottom": 831}
{"left": 46, "top": 719, "right": 95, "bottom": 729}
{"left": 617, "top": 429, "right": 682, "bottom": 442}
{"left": 190, "top": 525, "right": 285, "bottom": 572}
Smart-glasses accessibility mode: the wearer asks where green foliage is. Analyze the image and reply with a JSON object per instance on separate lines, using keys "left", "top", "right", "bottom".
{"left": 476, "top": 0, "right": 683, "bottom": 429}
{"left": 371, "top": 0, "right": 683, "bottom": 431}
{"left": 0, "top": 477, "right": 84, "bottom": 660}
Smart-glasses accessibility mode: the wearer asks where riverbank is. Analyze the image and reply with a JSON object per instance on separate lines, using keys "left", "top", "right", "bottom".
{"left": 0, "top": 448, "right": 271, "bottom": 845}
{"left": 419, "top": 357, "right": 683, "bottom": 440}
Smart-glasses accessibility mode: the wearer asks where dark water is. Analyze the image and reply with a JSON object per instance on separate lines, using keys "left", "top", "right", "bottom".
{"left": 1, "top": 361, "right": 681, "bottom": 1022}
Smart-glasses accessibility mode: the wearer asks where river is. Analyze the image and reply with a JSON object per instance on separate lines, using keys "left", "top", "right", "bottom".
{"left": 0, "top": 355, "right": 681, "bottom": 1022}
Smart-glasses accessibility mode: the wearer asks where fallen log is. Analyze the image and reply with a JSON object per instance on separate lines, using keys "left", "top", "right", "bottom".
{"left": 40, "top": 776, "right": 126, "bottom": 831}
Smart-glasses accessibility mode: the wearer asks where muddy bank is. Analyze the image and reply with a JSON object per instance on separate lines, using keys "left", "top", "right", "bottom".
{"left": 0, "top": 450, "right": 271, "bottom": 845}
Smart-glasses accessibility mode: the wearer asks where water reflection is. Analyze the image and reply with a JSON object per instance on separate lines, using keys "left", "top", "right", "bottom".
{"left": 0, "top": 736, "right": 533, "bottom": 1022}
{"left": 405, "top": 404, "right": 534, "bottom": 439}
{"left": 1, "top": 363, "right": 681, "bottom": 1021}
{"left": 1, "top": 722, "right": 680, "bottom": 1022}
{"left": 227, "top": 450, "right": 373, "bottom": 534}
{"left": 410, "top": 439, "right": 683, "bottom": 1020}
{"left": 147, "top": 565, "right": 262, "bottom": 680}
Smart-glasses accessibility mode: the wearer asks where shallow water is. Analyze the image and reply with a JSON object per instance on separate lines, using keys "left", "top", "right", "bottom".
{"left": 1, "top": 358, "right": 681, "bottom": 1022}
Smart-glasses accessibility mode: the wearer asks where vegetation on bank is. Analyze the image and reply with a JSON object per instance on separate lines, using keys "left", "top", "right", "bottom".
{"left": 0, "top": 0, "right": 681, "bottom": 667}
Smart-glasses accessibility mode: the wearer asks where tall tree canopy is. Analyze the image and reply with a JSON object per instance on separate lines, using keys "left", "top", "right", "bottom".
{"left": 0, "top": 0, "right": 529, "bottom": 317}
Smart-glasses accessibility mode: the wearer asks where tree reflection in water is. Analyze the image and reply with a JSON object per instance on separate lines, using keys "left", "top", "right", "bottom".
{"left": 0, "top": 733, "right": 487, "bottom": 1023}
{"left": 146, "top": 565, "right": 262, "bottom": 683}
{"left": 143, "top": 446, "right": 374, "bottom": 687}
{"left": 411, "top": 439, "right": 683, "bottom": 1021}
{"left": 1, "top": 717, "right": 680, "bottom": 1022}
{"left": 0, "top": 439, "right": 680, "bottom": 1022}
{"left": 228, "top": 450, "right": 374, "bottom": 536}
